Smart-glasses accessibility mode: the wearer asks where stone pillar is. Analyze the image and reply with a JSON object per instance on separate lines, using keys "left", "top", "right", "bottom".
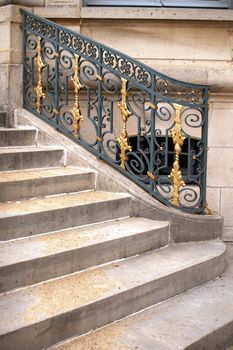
{"left": 0, "top": 4, "right": 34, "bottom": 126}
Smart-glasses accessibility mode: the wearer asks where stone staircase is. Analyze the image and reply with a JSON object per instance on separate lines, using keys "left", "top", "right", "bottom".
{"left": 0, "top": 111, "right": 228, "bottom": 350}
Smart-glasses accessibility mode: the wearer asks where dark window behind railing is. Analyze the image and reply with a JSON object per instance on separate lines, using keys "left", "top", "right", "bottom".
{"left": 85, "top": 0, "right": 230, "bottom": 8}
{"left": 21, "top": 10, "right": 209, "bottom": 214}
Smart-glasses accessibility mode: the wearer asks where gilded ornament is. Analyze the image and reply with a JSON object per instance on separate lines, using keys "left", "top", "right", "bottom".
{"left": 169, "top": 103, "right": 186, "bottom": 206}
{"left": 147, "top": 171, "right": 157, "bottom": 181}
{"left": 70, "top": 54, "right": 84, "bottom": 137}
{"left": 96, "top": 74, "right": 103, "bottom": 81}
{"left": 148, "top": 102, "right": 158, "bottom": 110}
{"left": 117, "top": 78, "right": 132, "bottom": 169}
{"left": 204, "top": 202, "right": 212, "bottom": 215}
{"left": 35, "top": 36, "right": 45, "bottom": 112}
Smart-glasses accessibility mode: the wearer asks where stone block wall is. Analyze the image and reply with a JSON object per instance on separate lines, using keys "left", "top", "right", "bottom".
{"left": 208, "top": 95, "right": 233, "bottom": 240}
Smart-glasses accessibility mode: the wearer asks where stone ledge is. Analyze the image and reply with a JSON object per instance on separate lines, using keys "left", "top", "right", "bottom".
{"left": 0, "top": 0, "right": 44, "bottom": 6}
{"left": 0, "top": 4, "right": 32, "bottom": 23}
{"left": 34, "top": 5, "right": 80, "bottom": 17}
{"left": 81, "top": 7, "right": 233, "bottom": 21}
{"left": 45, "top": 0, "right": 81, "bottom": 6}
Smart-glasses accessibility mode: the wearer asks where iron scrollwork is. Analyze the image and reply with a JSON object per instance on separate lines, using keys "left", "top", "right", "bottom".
{"left": 22, "top": 9, "right": 209, "bottom": 214}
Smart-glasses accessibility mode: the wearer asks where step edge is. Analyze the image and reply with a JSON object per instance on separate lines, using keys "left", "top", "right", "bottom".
{"left": 48, "top": 249, "right": 229, "bottom": 350}
{"left": 0, "top": 170, "right": 96, "bottom": 184}
{"left": 0, "top": 191, "right": 132, "bottom": 219}
{"left": 0, "top": 224, "right": 170, "bottom": 268}
{"left": 0, "top": 242, "right": 226, "bottom": 340}
{"left": 0, "top": 240, "right": 226, "bottom": 299}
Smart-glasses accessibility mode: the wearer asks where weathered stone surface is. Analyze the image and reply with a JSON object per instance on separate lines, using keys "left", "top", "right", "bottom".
{"left": 0, "top": 127, "right": 36, "bottom": 146}
{"left": 0, "top": 22, "right": 10, "bottom": 64}
{"left": 46, "top": 0, "right": 80, "bottom": 5}
{"left": 206, "top": 186, "right": 220, "bottom": 213}
{"left": 0, "top": 241, "right": 226, "bottom": 350}
{"left": 207, "top": 148, "right": 233, "bottom": 187}
{"left": 0, "top": 5, "right": 26, "bottom": 121}
{"left": 223, "top": 227, "right": 233, "bottom": 242}
{"left": 0, "top": 4, "right": 32, "bottom": 23}
{"left": 0, "top": 1, "right": 44, "bottom": 6}
{"left": 0, "top": 16, "right": 23, "bottom": 64}
{"left": 0, "top": 190, "right": 131, "bottom": 239}
{"left": 34, "top": 5, "right": 80, "bottom": 17}
{"left": 0, "top": 167, "right": 95, "bottom": 201}
{"left": 0, "top": 218, "right": 169, "bottom": 292}
{"left": 207, "top": 67, "right": 233, "bottom": 92}
{"left": 0, "top": 65, "right": 8, "bottom": 111}
{"left": 81, "top": 7, "right": 233, "bottom": 21}
{"left": 221, "top": 188, "right": 233, "bottom": 227}
{"left": 6, "top": 64, "right": 23, "bottom": 126}
{"left": 50, "top": 249, "right": 233, "bottom": 350}
{"left": 0, "top": 146, "right": 64, "bottom": 172}
{"left": 81, "top": 20, "right": 232, "bottom": 62}
{"left": 208, "top": 103, "right": 233, "bottom": 147}
{"left": 77, "top": 17, "right": 233, "bottom": 91}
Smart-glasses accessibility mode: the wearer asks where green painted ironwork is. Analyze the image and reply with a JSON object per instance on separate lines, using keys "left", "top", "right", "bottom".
{"left": 21, "top": 9, "right": 209, "bottom": 213}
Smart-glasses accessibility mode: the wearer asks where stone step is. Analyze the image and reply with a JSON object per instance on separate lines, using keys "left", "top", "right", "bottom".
{"left": 50, "top": 243, "right": 233, "bottom": 350}
{"left": 0, "top": 127, "right": 37, "bottom": 146}
{"left": 0, "top": 146, "right": 64, "bottom": 171}
{"left": 0, "top": 218, "right": 169, "bottom": 293}
{"left": 0, "top": 191, "right": 131, "bottom": 240}
{"left": 0, "top": 241, "right": 226, "bottom": 350}
{"left": 0, "top": 167, "right": 95, "bottom": 202}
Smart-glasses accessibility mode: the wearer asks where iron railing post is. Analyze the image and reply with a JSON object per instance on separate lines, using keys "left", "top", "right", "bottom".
{"left": 201, "top": 87, "right": 209, "bottom": 214}
{"left": 55, "top": 26, "right": 60, "bottom": 129}
{"left": 148, "top": 74, "right": 156, "bottom": 195}
{"left": 97, "top": 46, "right": 103, "bottom": 157}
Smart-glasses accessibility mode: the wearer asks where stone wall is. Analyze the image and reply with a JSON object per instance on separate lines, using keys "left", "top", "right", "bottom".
{"left": 208, "top": 94, "right": 233, "bottom": 241}
{"left": 0, "top": 1, "right": 233, "bottom": 239}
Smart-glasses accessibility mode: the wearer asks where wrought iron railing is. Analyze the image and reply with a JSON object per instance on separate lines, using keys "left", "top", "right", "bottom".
{"left": 21, "top": 10, "right": 210, "bottom": 214}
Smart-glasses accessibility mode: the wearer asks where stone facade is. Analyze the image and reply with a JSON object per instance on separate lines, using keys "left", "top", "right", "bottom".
{"left": 0, "top": 1, "right": 233, "bottom": 239}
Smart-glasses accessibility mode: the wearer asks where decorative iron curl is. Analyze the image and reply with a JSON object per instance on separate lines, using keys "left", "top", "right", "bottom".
{"left": 156, "top": 102, "right": 174, "bottom": 122}
{"left": 59, "top": 50, "right": 74, "bottom": 70}
{"left": 181, "top": 107, "right": 204, "bottom": 128}
{"left": 126, "top": 151, "right": 150, "bottom": 182}
{"left": 179, "top": 186, "right": 201, "bottom": 208}
{"left": 155, "top": 176, "right": 173, "bottom": 198}
{"left": 25, "top": 33, "right": 37, "bottom": 50}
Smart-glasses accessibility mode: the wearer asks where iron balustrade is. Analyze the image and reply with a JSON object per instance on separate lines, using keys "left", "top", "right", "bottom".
{"left": 21, "top": 10, "right": 210, "bottom": 214}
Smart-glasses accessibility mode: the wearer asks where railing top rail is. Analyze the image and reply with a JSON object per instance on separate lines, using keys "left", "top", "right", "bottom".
{"left": 20, "top": 9, "right": 209, "bottom": 92}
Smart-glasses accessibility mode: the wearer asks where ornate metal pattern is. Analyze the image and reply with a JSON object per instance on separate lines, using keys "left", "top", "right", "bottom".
{"left": 70, "top": 54, "right": 83, "bottom": 136}
{"left": 35, "top": 36, "right": 45, "bottom": 112}
{"left": 169, "top": 103, "right": 185, "bottom": 206}
{"left": 117, "top": 78, "right": 132, "bottom": 169}
{"left": 22, "top": 10, "right": 210, "bottom": 214}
